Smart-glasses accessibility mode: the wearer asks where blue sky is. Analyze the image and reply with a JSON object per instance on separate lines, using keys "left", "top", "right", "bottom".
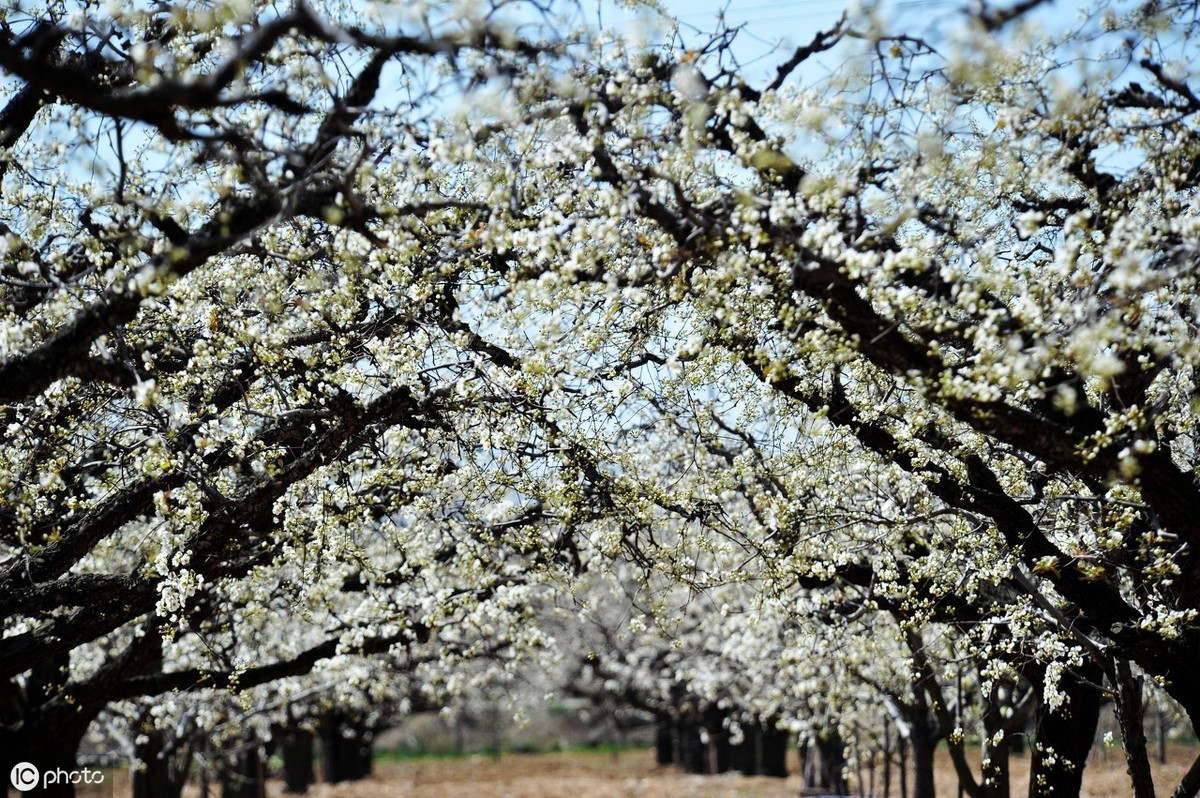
{"left": 583, "top": 0, "right": 1034, "bottom": 98}
{"left": 594, "top": 0, "right": 862, "bottom": 84}
{"left": 592, "top": 0, "right": 1092, "bottom": 87}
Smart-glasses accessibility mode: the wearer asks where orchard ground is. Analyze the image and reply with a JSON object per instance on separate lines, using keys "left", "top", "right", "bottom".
{"left": 71, "top": 744, "right": 1198, "bottom": 798}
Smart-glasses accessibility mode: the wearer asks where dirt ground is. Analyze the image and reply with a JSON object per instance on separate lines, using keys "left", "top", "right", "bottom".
{"left": 74, "top": 743, "right": 1196, "bottom": 797}
{"left": 233, "top": 744, "right": 1197, "bottom": 798}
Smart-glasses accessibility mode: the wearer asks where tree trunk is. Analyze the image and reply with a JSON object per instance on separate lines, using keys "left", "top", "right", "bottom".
{"left": 883, "top": 719, "right": 893, "bottom": 798}
{"left": 730, "top": 722, "right": 753, "bottom": 776}
{"left": 132, "top": 726, "right": 188, "bottom": 798}
{"left": 4, "top": 737, "right": 88, "bottom": 798}
{"left": 817, "top": 728, "right": 850, "bottom": 796}
{"left": 909, "top": 714, "right": 937, "bottom": 798}
{"left": 221, "top": 740, "right": 266, "bottom": 798}
{"left": 981, "top": 729, "right": 1012, "bottom": 798}
{"left": 981, "top": 679, "right": 1026, "bottom": 798}
{"left": 702, "top": 706, "right": 731, "bottom": 775}
{"left": 1029, "top": 661, "right": 1103, "bottom": 798}
{"left": 319, "top": 715, "right": 373, "bottom": 784}
{"left": 759, "top": 721, "right": 789, "bottom": 778}
{"left": 1112, "top": 659, "right": 1156, "bottom": 798}
{"left": 800, "top": 738, "right": 817, "bottom": 789}
{"left": 655, "top": 716, "right": 673, "bottom": 766}
{"left": 1, "top": 708, "right": 92, "bottom": 798}
{"left": 731, "top": 719, "right": 788, "bottom": 778}
{"left": 1171, "top": 750, "right": 1200, "bottom": 798}
{"left": 856, "top": 724, "right": 867, "bottom": 798}
{"left": 679, "top": 715, "right": 705, "bottom": 774}
{"left": 279, "top": 726, "right": 315, "bottom": 794}
{"left": 1159, "top": 699, "right": 1169, "bottom": 765}
{"left": 1, "top": 656, "right": 86, "bottom": 798}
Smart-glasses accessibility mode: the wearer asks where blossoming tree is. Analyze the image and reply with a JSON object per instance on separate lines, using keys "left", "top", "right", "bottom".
{"left": 4, "top": 1, "right": 1200, "bottom": 797}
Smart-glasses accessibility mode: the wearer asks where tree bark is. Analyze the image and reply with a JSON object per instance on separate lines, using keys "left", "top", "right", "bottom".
{"left": 1029, "top": 662, "right": 1103, "bottom": 798}
{"left": 758, "top": 721, "right": 789, "bottom": 778}
{"left": 279, "top": 726, "right": 315, "bottom": 794}
{"left": 132, "top": 726, "right": 188, "bottom": 798}
{"left": 1159, "top": 699, "right": 1169, "bottom": 765}
{"left": 909, "top": 713, "right": 938, "bottom": 798}
{"left": 980, "top": 678, "right": 1033, "bottom": 798}
{"left": 883, "top": 720, "right": 893, "bottom": 798}
{"left": 800, "top": 738, "right": 817, "bottom": 789}
{"left": 655, "top": 716, "right": 673, "bottom": 766}
{"left": 319, "top": 714, "right": 373, "bottom": 784}
{"left": 221, "top": 740, "right": 265, "bottom": 798}
{"left": 981, "top": 727, "right": 1012, "bottom": 798}
{"left": 817, "top": 728, "right": 850, "bottom": 796}
{"left": 0, "top": 682, "right": 100, "bottom": 798}
{"left": 702, "top": 705, "right": 731, "bottom": 775}
{"left": 1111, "top": 659, "right": 1156, "bottom": 798}
{"left": 0, "top": 716, "right": 90, "bottom": 798}
{"left": 731, "top": 719, "right": 788, "bottom": 778}
{"left": 1171, "top": 750, "right": 1200, "bottom": 798}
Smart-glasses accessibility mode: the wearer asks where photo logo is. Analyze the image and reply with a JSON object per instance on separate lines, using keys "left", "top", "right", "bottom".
{"left": 10, "top": 762, "right": 39, "bottom": 791}
{"left": 8, "top": 763, "right": 104, "bottom": 791}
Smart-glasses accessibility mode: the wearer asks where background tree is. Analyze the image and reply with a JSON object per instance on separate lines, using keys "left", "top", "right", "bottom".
{"left": 0, "top": 2, "right": 589, "bottom": 793}
{"left": 456, "top": 2, "right": 1200, "bottom": 793}
{"left": 5, "top": 2, "right": 1200, "bottom": 797}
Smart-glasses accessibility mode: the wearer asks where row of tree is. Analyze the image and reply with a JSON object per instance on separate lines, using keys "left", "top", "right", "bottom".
{"left": 4, "top": 0, "right": 1200, "bottom": 795}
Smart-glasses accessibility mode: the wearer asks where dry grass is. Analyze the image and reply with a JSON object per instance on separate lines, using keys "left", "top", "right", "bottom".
{"left": 932, "top": 743, "right": 1196, "bottom": 798}
{"left": 315, "top": 744, "right": 1200, "bottom": 798}
{"left": 79, "top": 743, "right": 1199, "bottom": 797}
{"left": 263, "top": 750, "right": 801, "bottom": 798}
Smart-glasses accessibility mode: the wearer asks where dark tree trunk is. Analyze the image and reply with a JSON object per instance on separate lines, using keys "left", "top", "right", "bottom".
{"left": 1172, "top": 751, "right": 1200, "bottom": 798}
{"left": 1, "top": 706, "right": 92, "bottom": 798}
{"left": 1, "top": 627, "right": 162, "bottom": 798}
{"left": 981, "top": 729, "right": 1011, "bottom": 798}
{"left": 678, "top": 715, "right": 706, "bottom": 774}
{"left": 319, "top": 715, "right": 373, "bottom": 784}
{"left": 883, "top": 719, "right": 894, "bottom": 798}
{"left": 132, "top": 726, "right": 188, "bottom": 798}
{"left": 1006, "top": 687, "right": 1035, "bottom": 760}
{"left": 279, "top": 726, "right": 315, "bottom": 794}
{"left": 730, "top": 723, "right": 752, "bottom": 776}
{"left": 1111, "top": 659, "right": 1156, "bottom": 798}
{"left": 3, "top": 735, "right": 86, "bottom": 798}
{"left": 800, "top": 738, "right": 817, "bottom": 789}
{"left": 1159, "top": 700, "right": 1169, "bottom": 766}
{"left": 758, "top": 721, "right": 789, "bottom": 778}
{"left": 730, "top": 719, "right": 787, "bottom": 777}
{"left": 655, "top": 716, "right": 674, "bottom": 766}
{"left": 1, "top": 655, "right": 87, "bottom": 798}
{"left": 909, "top": 715, "right": 937, "bottom": 798}
{"left": 1029, "top": 661, "right": 1103, "bottom": 798}
{"left": 980, "top": 678, "right": 1030, "bottom": 798}
{"left": 221, "top": 741, "right": 266, "bottom": 798}
{"left": 701, "top": 705, "right": 731, "bottom": 775}
{"left": 26, "top": 653, "right": 70, "bottom": 707}
{"left": 799, "top": 731, "right": 848, "bottom": 792}
{"left": 817, "top": 729, "right": 850, "bottom": 796}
